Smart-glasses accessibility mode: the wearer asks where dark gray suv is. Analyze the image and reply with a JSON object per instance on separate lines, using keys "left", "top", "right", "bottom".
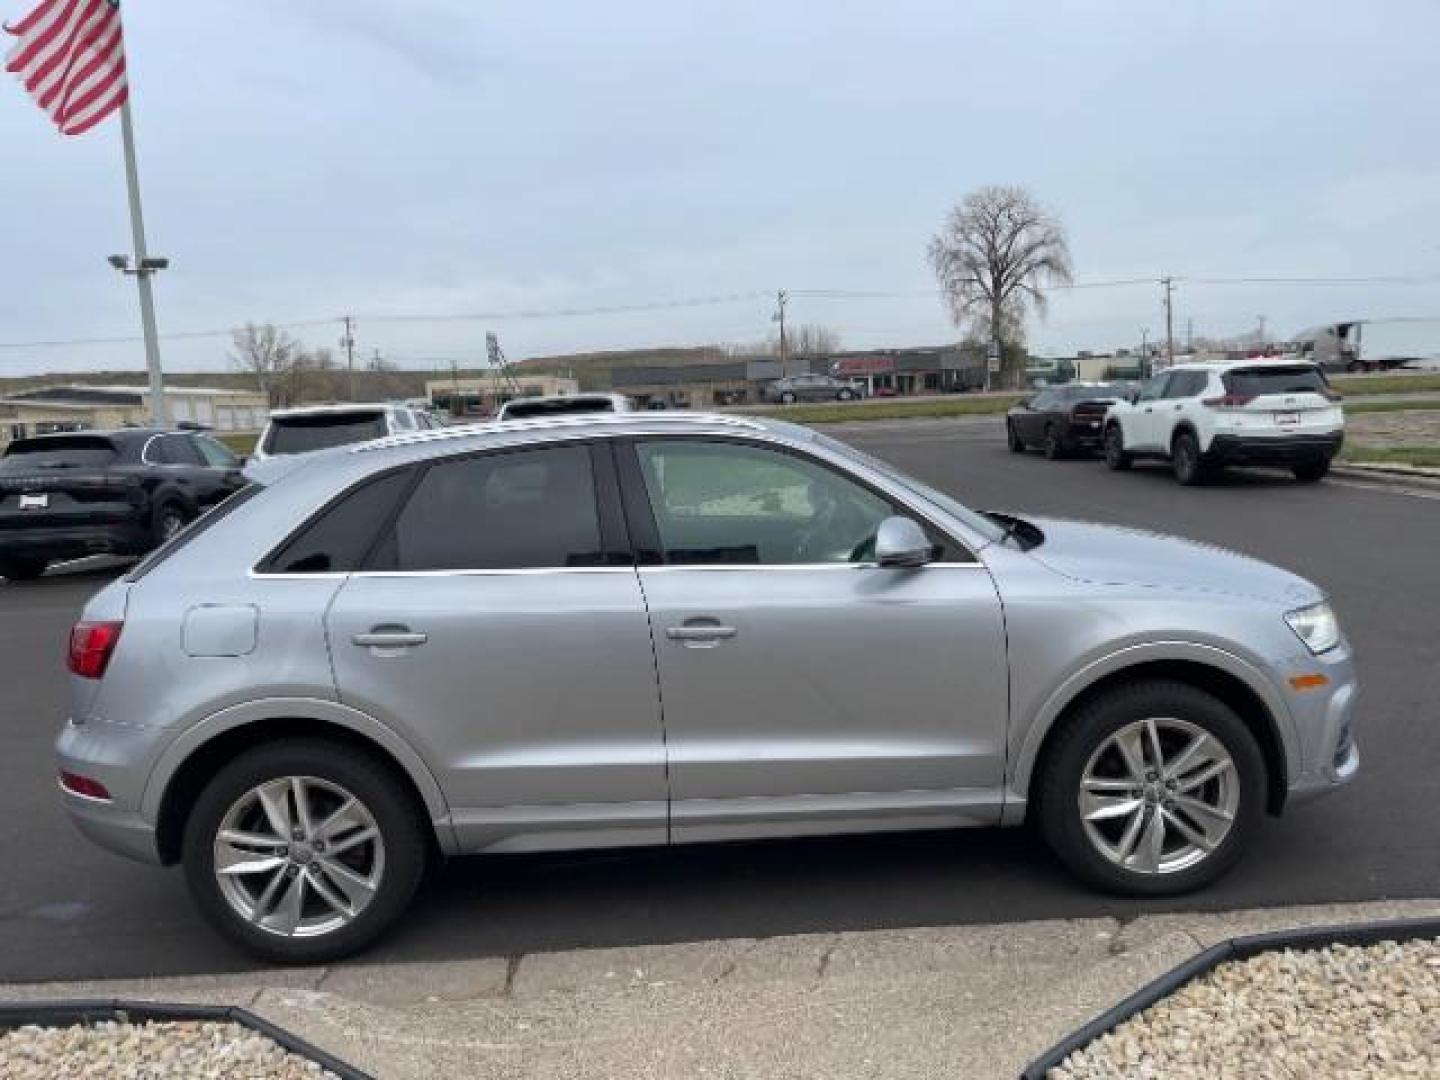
{"left": 763, "top": 374, "right": 863, "bottom": 404}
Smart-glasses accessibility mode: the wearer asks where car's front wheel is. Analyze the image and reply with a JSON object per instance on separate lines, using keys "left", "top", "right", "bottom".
{"left": 837, "top": 389, "right": 854, "bottom": 401}
{"left": 1293, "top": 458, "right": 1331, "bottom": 483}
{"left": 1035, "top": 680, "right": 1265, "bottom": 896}
{"left": 1103, "top": 425, "right": 1131, "bottom": 470}
{"left": 1171, "top": 430, "right": 1207, "bottom": 485}
{"left": 1006, "top": 421, "right": 1026, "bottom": 453}
{"left": 1043, "top": 424, "right": 1065, "bottom": 460}
{"left": 182, "top": 739, "right": 429, "bottom": 963}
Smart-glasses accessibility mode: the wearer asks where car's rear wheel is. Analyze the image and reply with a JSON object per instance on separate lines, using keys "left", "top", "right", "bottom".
{"left": 0, "top": 557, "right": 48, "bottom": 581}
{"left": 1036, "top": 680, "right": 1265, "bottom": 895}
{"left": 1043, "top": 424, "right": 1065, "bottom": 460}
{"left": 1293, "top": 458, "right": 1331, "bottom": 483}
{"left": 1171, "top": 430, "right": 1206, "bottom": 485}
{"left": 1103, "top": 425, "right": 1131, "bottom": 470}
{"left": 838, "top": 389, "right": 854, "bottom": 401}
{"left": 182, "top": 739, "right": 428, "bottom": 963}
{"left": 1006, "top": 421, "right": 1026, "bottom": 453}
{"left": 152, "top": 502, "right": 189, "bottom": 545}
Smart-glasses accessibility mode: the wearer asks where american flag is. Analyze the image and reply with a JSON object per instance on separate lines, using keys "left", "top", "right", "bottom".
{"left": 4, "top": 0, "right": 127, "bottom": 136}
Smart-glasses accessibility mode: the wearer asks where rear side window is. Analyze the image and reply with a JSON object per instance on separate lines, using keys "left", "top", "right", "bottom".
{"left": 0, "top": 436, "right": 117, "bottom": 471}
{"left": 263, "top": 469, "right": 414, "bottom": 574}
{"left": 375, "top": 445, "right": 605, "bottom": 571}
{"left": 1224, "top": 366, "right": 1329, "bottom": 397}
{"left": 148, "top": 434, "right": 205, "bottom": 465}
{"left": 195, "top": 436, "right": 239, "bottom": 468}
{"left": 264, "top": 412, "right": 387, "bottom": 455}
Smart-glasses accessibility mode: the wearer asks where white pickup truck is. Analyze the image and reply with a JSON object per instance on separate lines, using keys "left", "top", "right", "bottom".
{"left": 1103, "top": 360, "right": 1345, "bottom": 485}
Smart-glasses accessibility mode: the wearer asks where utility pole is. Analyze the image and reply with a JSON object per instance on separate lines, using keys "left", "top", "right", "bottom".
{"left": 775, "top": 289, "right": 789, "bottom": 371}
{"left": 1186, "top": 318, "right": 1194, "bottom": 352}
{"left": 1160, "top": 278, "right": 1175, "bottom": 366}
{"left": 341, "top": 316, "right": 357, "bottom": 400}
{"left": 1257, "top": 314, "right": 1267, "bottom": 347}
{"left": 1141, "top": 328, "right": 1149, "bottom": 379}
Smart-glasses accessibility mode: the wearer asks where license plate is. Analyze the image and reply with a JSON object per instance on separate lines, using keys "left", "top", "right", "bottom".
{"left": 18, "top": 493, "right": 48, "bottom": 510}
{"left": 1275, "top": 411, "right": 1300, "bottom": 426}
{"left": 1088, "top": 421, "right": 1100, "bottom": 428}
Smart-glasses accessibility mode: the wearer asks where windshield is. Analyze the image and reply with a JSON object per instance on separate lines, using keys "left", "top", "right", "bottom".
{"left": 264, "top": 412, "right": 387, "bottom": 455}
{"left": 0, "top": 436, "right": 118, "bottom": 471}
{"left": 784, "top": 424, "right": 1007, "bottom": 545}
{"left": 1223, "top": 366, "right": 1330, "bottom": 397}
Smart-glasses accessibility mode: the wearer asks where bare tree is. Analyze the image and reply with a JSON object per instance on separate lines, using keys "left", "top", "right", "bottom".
{"left": 765, "top": 324, "right": 841, "bottom": 360}
{"left": 229, "top": 323, "right": 305, "bottom": 405}
{"left": 927, "top": 186, "right": 1073, "bottom": 387}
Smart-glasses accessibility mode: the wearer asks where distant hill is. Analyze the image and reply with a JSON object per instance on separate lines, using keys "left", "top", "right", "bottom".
{"left": 514, "top": 346, "right": 742, "bottom": 389}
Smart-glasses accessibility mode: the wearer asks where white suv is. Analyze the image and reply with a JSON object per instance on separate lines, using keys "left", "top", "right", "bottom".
{"left": 1103, "top": 361, "right": 1344, "bottom": 485}
{"left": 251, "top": 403, "right": 439, "bottom": 464}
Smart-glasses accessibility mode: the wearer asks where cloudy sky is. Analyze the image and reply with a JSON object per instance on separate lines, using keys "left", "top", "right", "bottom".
{"left": 3, "top": 0, "right": 1440, "bottom": 375}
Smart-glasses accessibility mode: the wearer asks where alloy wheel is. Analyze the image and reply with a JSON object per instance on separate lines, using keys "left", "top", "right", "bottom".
{"left": 213, "top": 776, "right": 385, "bottom": 938}
{"left": 1077, "top": 717, "right": 1239, "bottom": 875}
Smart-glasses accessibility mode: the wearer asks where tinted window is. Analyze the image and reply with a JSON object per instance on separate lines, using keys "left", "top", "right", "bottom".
{"left": 635, "top": 440, "right": 900, "bottom": 565}
{"left": 1138, "top": 374, "right": 1170, "bottom": 401}
{"left": 391, "top": 409, "right": 415, "bottom": 431}
{"left": 265, "top": 469, "right": 414, "bottom": 573}
{"left": 265, "top": 412, "right": 387, "bottom": 454}
{"left": 383, "top": 445, "right": 604, "bottom": 570}
{"left": 0, "top": 435, "right": 117, "bottom": 471}
{"left": 1224, "top": 366, "right": 1329, "bottom": 397}
{"left": 150, "top": 434, "right": 205, "bottom": 465}
{"left": 503, "top": 398, "right": 616, "bottom": 419}
{"left": 195, "top": 436, "right": 239, "bottom": 468}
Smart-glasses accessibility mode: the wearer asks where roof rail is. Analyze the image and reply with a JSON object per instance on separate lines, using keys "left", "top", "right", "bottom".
{"left": 352, "top": 410, "right": 769, "bottom": 454}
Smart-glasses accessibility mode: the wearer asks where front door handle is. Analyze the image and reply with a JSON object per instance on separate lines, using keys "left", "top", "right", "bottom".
{"left": 352, "top": 629, "right": 428, "bottom": 648}
{"left": 666, "top": 624, "right": 737, "bottom": 644}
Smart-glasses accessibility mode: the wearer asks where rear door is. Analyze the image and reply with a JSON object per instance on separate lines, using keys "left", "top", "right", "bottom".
{"left": 323, "top": 440, "right": 669, "bottom": 852}
{"left": 1220, "top": 365, "right": 1343, "bottom": 436}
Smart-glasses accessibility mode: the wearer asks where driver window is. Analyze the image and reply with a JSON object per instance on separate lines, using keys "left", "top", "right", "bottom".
{"left": 635, "top": 440, "right": 898, "bottom": 565}
{"left": 1138, "top": 374, "right": 1170, "bottom": 402}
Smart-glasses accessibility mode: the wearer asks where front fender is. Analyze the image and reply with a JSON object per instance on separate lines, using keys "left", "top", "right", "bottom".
{"left": 1001, "top": 639, "right": 1297, "bottom": 824}
{"left": 140, "top": 696, "right": 456, "bottom": 850}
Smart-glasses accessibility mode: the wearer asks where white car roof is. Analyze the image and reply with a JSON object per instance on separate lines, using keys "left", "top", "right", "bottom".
{"left": 1160, "top": 358, "right": 1321, "bottom": 374}
{"left": 267, "top": 403, "right": 401, "bottom": 419}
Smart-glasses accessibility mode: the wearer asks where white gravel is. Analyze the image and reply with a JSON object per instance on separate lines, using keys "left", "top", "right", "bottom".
{"left": 1051, "top": 936, "right": 1440, "bottom": 1078}
{"left": 0, "top": 1018, "right": 341, "bottom": 1079}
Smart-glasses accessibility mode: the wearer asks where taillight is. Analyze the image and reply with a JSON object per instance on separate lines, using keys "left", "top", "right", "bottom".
{"left": 59, "top": 770, "right": 111, "bottom": 800}
{"left": 1202, "top": 394, "right": 1256, "bottom": 410}
{"left": 68, "top": 620, "right": 123, "bottom": 679}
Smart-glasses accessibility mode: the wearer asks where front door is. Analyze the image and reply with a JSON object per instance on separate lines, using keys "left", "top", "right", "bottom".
{"left": 618, "top": 436, "right": 1010, "bottom": 842}
{"left": 1130, "top": 373, "right": 1173, "bottom": 449}
{"left": 325, "top": 441, "right": 668, "bottom": 852}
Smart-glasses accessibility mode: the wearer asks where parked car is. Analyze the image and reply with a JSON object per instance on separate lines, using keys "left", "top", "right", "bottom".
{"left": 58, "top": 412, "right": 1357, "bottom": 961}
{"left": 251, "top": 403, "right": 439, "bottom": 464}
{"left": 1103, "top": 361, "right": 1344, "bottom": 485}
{"left": 763, "top": 374, "right": 864, "bottom": 404}
{"left": 0, "top": 429, "right": 246, "bottom": 581}
{"left": 496, "top": 393, "right": 632, "bottom": 421}
{"left": 1006, "top": 383, "right": 1132, "bottom": 459}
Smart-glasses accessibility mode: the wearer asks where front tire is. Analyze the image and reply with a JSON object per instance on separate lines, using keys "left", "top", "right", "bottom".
{"left": 0, "top": 557, "right": 48, "bottom": 581}
{"left": 1035, "top": 680, "right": 1266, "bottom": 896}
{"left": 152, "top": 502, "right": 190, "bottom": 546}
{"left": 1293, "top": 458, "right": 1331, "bottom": 483}
{"left": 182, "top": 739, "right": 429, "bottom": 964}
{"left": 1103, "top": 425, "right": 1132, "bottom": 470}
{"left": 1171, "top": 430, "right": 1206, "bottom": 485}
{"left": 837, "top": 389, "right": 854, "bottom": 401}
{"left": 1007, "top": 421, "right": 1026, "bottom": 453}
{"left": 1043, "top": 424, "right": 1065, "bottom": 460}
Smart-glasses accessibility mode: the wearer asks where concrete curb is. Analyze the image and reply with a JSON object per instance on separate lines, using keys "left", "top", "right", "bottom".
{"left": 1332, "top": 464, "right": 1440, "bottom": 492}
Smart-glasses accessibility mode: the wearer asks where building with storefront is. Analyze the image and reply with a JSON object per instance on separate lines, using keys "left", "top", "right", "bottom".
{"left": 610, "top": 359, "right": 783, "bottom": 409}
{"left": 827, "top": 345, "right": 985, "bottom": 396}
{"left": 0, "top": 384, "right": 269, "bottom": 447}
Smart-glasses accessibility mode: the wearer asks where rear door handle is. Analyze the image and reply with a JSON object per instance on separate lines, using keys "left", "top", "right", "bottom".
{"left": 352, "top": 629, "right": 428, "bottom": 648}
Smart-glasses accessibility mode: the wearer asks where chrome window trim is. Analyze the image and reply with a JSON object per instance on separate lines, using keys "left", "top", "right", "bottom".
{"left": 248, "top": 562, "right": 985, "bottom": 582}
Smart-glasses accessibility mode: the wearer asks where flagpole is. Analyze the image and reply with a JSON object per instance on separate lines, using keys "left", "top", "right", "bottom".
{"left": 118, "top": 94, "right": 166, "bottom": 426}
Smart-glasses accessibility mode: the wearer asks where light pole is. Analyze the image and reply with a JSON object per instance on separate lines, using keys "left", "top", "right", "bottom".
{"left": 106, "top": 254, "right": 170, "bottom": 425}
{"left": 1140, "top": 328, "right": 1150, "bottom": 379}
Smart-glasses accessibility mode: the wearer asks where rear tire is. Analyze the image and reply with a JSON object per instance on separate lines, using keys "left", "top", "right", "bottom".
{"left": 837, "top": 389, "right": 854, "bottom": 401}
{"left": 0, "top": 557, "right": 48, "bottom": 581}
{"left": 1007, "top": 421, "right": 1026, "bottom": 453}
{"left": 1043, "top": 424, "right": 1065, "bottom": 460}
{"left": 1035, "top": 680, "right": 1266, "bottom": 896}
{"left": 1172, "top": 430, "right": 1207, "bottom": 486}
{"left": 1293, "top": 458, "right": 1331, "bottom": 483}
{"left": 1103, "top": 425, "right": 1132, "bottom": 470}
{"left": 152, "top": 502, "right": 189, "bottom": 546}
{"left": 181, "top": 739, "right": 429, "bottom": 964}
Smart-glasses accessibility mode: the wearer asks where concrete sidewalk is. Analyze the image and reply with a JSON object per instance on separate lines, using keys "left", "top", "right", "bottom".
{"left": 4, "top": 898, "right": 1438, "bottom": 1079}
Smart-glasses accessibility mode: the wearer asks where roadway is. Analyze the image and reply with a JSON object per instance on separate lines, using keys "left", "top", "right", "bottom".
{"left": 2, "top": 417, "right": 1437, "bottom": 982}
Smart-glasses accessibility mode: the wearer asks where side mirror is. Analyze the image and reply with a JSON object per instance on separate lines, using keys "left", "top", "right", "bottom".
{"left": 874, "top": 516, "right": 932, "bottom": 568}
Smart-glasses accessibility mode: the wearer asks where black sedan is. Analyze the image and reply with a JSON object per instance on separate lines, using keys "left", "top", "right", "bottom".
{"left": 0, "top": 428, "right": 247, "bottom": 580}
{"left": 1006, "top": 383, "right": 1131, "bottom": 459}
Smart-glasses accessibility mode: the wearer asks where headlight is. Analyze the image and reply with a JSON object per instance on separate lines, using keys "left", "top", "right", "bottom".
{"left": 1285, "top": 601, "right": 1341, "bottom": 655}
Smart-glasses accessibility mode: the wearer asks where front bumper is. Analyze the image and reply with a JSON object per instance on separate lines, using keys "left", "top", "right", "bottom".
{"left": 1275, "top": 639, "right": 1361, "bottom": 805}
{"left": 1205, "top": 432, "right": 1343, "bottom": 466}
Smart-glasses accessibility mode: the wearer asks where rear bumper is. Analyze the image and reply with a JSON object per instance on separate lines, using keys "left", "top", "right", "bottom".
{"left": 1063, "top": 417, "right": 1108, "bottom": 447}
{"left": 1205, "top": 432, "right": 1343, "bottom": 465}
{"left": 0, "top": 520, "right": 150, "bottom": 563}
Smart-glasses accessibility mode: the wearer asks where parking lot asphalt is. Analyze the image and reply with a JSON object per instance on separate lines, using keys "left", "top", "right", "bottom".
{"left": 2, "top": 417, "right": 1437, "bottom": 983}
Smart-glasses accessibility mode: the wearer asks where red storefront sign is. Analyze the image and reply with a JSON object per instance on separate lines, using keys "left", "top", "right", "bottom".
{"left": 832, "top": 356, "right": 895, "bottom": 376}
